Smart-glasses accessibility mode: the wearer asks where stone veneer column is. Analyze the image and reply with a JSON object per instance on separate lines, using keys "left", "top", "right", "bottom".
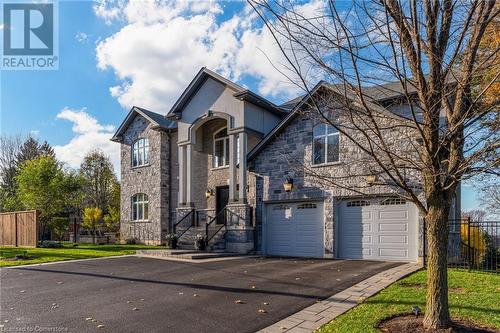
{"left": 228, "top": 133, "right": 237, "bottom": 202}
{"left": 178, "top": 144, "right": 185, "bottom": 205}
{"left": 238, "top": 131, "right": 247, "bottom": 203}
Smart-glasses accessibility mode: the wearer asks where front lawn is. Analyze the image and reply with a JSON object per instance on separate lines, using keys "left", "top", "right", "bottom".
{"left": 0, "top": 243, "right": 160, "bottom": 267}
{"left": 319, "top": 269, "right": 500, "bottom": 332}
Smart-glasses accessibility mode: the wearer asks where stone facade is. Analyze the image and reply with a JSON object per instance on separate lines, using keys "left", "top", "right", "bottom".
{"left": 250, "top": 107, "right": 425, "bottom": 258}
{"left": 120, "top": 114, "right": 171, "bottom": 245}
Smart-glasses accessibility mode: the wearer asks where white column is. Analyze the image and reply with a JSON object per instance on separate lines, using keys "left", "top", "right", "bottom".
{"left": 185, "top": 143, "right": 193, "bottom": 206}
{"left": 228, "top": 133, "right": 237, "bottom": 202}
{"left": 178, "top": 145, "right": 185, "bottom": 206}
{"left": 238, "top": 132, "right": 247, "bottom": 203}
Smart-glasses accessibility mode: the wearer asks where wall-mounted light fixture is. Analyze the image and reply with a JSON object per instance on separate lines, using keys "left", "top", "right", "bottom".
{"left": 283, "top": 177, "right": 294, "bottom": 192}
{"left": 205, "top": 188, "right": 214, "bottom": 199}
{"left": 366, "top": 174, "right": 378, "bottom": 186}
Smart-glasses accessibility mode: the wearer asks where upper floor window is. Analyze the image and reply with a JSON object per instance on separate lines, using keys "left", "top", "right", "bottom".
{"left": 132, "top": 138, "right": 149, "bottom": 167}
{"left": 213, "top": 128, "right": 229, "bottom": 168}
{"left": 131, "top": 193, "right": 149, "bottom": 221}
{"left": 313, "top": 124, "right": 339, "bottom": 165}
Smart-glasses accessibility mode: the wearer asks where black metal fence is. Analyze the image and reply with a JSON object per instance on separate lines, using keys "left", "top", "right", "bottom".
{"left": 446, "top": 219, "right": 499, "bottom": 273}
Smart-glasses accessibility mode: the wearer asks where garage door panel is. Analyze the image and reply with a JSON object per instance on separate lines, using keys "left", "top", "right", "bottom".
{"left": 343, "top": 211, "right": 372, "bottom": 220}
{"left": 378, "top": 223, "right": 408, "bottom": 232}
{"left": 342, "top": 223, "right": 371, "bottom": 233}
{"left": 378, "top": 248, "right": 408, "bottom": 258}
{"left": 379, "top": 235, "right": 408, "bottom": 244}
{"left": 378, "top": 210, "right": 408, "bottom": 220}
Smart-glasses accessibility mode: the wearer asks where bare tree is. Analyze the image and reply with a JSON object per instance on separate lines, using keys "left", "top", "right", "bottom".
{"left": 461, "top": 209, "right": 487, "bottom": 221}
{"left": 249, "top": 0, "right": 499, "bottom": 328}
{"left": 0, "top": 135, "right": 23, "bottom": 211}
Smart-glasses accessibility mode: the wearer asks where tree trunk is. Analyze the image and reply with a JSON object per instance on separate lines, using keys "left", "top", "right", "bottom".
{"left": 423, "top": 198, "right": 451, "bottom": 329}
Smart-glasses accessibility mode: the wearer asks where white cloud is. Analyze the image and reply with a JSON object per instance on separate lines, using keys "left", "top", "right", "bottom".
{"left": 94, "top": 0, "right": 317, "bottom": 112}
{"left": 53, "top": 108, "right": 119, "bottom": 174}
{"left": 75, "top": 32, "right": 89, "bottom": 43}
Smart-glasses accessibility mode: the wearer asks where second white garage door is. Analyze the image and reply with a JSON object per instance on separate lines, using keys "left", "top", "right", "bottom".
{"left": 338, "top": 197, "right": 418, "bottom": 261}
{"left": 266, "top": 202, "right": 324, "bottom": 258}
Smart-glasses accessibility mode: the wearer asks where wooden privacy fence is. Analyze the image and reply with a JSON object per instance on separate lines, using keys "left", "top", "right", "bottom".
{"left": 0, "top": 210, "right": 38, "bottom": 247}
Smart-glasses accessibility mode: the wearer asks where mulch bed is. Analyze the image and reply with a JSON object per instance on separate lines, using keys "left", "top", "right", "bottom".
{"left": 378, "top": 315, "right": 499, "bottom": 333}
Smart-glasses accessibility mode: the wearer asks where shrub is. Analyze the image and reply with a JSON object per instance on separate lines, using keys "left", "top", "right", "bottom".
{"left": 39, "top": 240, "right": 62, "bottom": 248}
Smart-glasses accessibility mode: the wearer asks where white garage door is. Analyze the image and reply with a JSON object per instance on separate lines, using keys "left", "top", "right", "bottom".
{"left": 338, "top": 197, "right": 418, "bottom": 261}
{"left": 266, "top": 202, "right": 324, "bottom": 258}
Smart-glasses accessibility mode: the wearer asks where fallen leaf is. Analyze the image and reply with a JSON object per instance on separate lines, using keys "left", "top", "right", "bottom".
{"left": 336, "top": 278, "right": 341, "bottom": 281}
{"left": 4, "top": 320, "right": 9, "bottom": 323}
{"left": 263, "top": 302, "right": 269, "bottom": 305}
{"left": 251, "top": 285, "right": 256, "bottom": 289}
{"left": 140, "top": 299, "right": 145, "bottom": 301}
{"left": 92, "top": 319, "right": 97, "bottom": 323}
{"left": 57, "top": 281, "right": 63, "bottom": 284}
{"left": 97, "top": 325, "right": 105, "bottom": 329}
{"left": 126, "top": 301, "right": 131, "bottom": 304}
{"left": 178, "top": 292, "right": 184, "bottom": 295}
{"left": 193, "top": 294, "right": 199, "bottom": 297}
{"left": 85, "top": 318, "right": 93, "bottom": 321}
{"left": 19, "top": 290, "right": 25, "bottom": 293}
{"left": 235, "top": 300, "right": 245, "bottom": 304}
{"left": 132, "top": 307, "right": 139, "bottom": 311}
{"left": 258, "top": 309, "right": 267, "bottom": 314}
{"left": 295, "top": 277, "right": 301, "bottom": 280}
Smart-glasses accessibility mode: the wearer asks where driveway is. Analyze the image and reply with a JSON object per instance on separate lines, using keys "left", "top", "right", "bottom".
{"left": 0, "top": 256, "right": 400, "bottom": 333}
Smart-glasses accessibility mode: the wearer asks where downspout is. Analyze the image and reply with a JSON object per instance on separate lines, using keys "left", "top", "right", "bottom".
{"left": 168, "top": 130, "right": 173, "bottom": 233}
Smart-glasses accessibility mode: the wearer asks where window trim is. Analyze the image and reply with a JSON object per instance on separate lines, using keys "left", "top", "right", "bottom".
{"left": 131, "top": 193, "right": 149, "bottom": 222}
{"left": 131, "top": 138, "right": 150, "bottom": 168}
{"left": 312, "top": 123, "right": 340, "bottom": 166}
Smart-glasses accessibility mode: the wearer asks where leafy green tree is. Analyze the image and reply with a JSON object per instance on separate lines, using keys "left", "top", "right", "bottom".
{"left": 0, "top": 135, "right": 24, "bottom": 212}
{"left": 16, "top": 155, "right": 66, "bottom": 240}
{"left": 80, "top": 150, "right": 119, "bottom": 213}
{"left": 82, "top": 207, "right": 103, "bottom": 244}
{"left": 103, "top": 206, "right": 120, "bottom": 233}
{"left": 48, "top": 217, "right": 70, "bottom": 242}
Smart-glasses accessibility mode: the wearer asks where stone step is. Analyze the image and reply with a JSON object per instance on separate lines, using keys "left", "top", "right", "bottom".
{"left": 136, "top": 249, "right": 239, "bottom": 260}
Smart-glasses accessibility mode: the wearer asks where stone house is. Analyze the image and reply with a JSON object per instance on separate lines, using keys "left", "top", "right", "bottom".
{"left": 111, "top": 67, "right": 460, "bottom": 262}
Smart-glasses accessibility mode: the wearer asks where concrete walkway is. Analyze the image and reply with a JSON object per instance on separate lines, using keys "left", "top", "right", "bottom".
{"left": 258, "top": 263, "right": 422, "bottom": 333}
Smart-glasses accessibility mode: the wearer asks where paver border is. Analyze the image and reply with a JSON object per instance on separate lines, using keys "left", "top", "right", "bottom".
{"left": 257, "top": 262, "right": 422, "bottom": 333}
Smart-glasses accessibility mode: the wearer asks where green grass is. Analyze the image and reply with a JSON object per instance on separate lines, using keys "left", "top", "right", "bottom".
{"left": 0, "top": 243, "right": 160, "bottom": 267}
{"left": 319, "top": 269, "right": 500, "bottom": 332}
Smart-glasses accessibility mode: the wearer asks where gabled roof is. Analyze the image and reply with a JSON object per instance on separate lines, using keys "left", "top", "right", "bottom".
{"left": 111, "top": 106, "right": 176, "bottom": 142}
{"left": 247, "top": 81, "right": 411, "bottom": 161}
{"left": 166, "top": 67, "right": 286, "bottom": 119}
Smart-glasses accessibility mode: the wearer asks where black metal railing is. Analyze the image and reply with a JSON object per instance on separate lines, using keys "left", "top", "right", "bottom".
{"left": 173, "top": 209, "right": 195, "bottom": 239}
{"left": 445, "top": 219, "right": 499, "bottom": 273}
{"left": 205, "top": 208, "right": 228, "bottom": 245}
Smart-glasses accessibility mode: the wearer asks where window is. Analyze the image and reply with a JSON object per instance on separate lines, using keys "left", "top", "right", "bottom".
{"left": 347, "top": 200, "right": 370, "bottom": 207}
{"left": 313, "top": 124, "right": 339, "bottom": 165}
{"left": 213, "top": 128, "right": 230, "bottom": 168}
{"left": 297, "top": 203, "right": 317, "bottom": 209}
{"left": 132, "top": 193, "right": 149, "bottom": 221}
{"left": 132, "top": 138, "right": 149, "bottom": 167}
{"left": 380, "top": 197, "right": 406, "bottom": 205}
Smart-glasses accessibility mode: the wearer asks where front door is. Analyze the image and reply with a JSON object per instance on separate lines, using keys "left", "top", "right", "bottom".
{"left": 216, "top": 186, "right": 229, "bottom": 224}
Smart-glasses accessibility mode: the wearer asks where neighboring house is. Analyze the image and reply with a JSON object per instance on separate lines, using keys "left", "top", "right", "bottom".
{"left": 112, "top": 67, "right": 460, "bottom": 262}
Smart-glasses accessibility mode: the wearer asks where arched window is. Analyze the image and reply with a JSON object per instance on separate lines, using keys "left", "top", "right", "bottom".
{"left": 132, "top": 138, "right": 149, "bottom": 167}
{"left": 213, "top": 128, "right": 229, "bottom": 168}
{"left": 132, "top": 193, "right": 149, "bottom": 221}
{"left": 313, "top": 124, "right": 339, "bottom": 165}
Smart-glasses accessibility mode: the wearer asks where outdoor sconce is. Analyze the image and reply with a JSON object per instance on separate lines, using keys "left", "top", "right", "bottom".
{"left": 205, "top": 189, "right": 214, "bottom": 199}
{"left": 283, "top": 177, "right": 294, "bottom": 192}
{"left": 366, "top": 174, "right": 378, "bottom": 186}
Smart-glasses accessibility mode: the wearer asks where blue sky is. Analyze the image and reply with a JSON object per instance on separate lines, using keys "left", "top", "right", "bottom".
{"left": 0, "top": 0, "right": 483, "bottom": 212}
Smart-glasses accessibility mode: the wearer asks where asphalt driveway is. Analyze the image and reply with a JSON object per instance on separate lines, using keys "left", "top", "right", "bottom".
{"left": 0, "top": 256, "right": 400, "bottom": 333}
